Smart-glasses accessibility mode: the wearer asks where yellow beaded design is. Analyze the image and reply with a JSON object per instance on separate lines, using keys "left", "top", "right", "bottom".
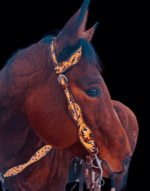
{"left": 3, "top": 145, "right": 52, "bottom": 178}
{"left": 51, "top": 40, "right": 96, "bottom": 153}
{"left": 64, "top": 87, "right": 96, "bottom": 152}
{"left": 74, "top": 102, "right": 96, "bottom": 152}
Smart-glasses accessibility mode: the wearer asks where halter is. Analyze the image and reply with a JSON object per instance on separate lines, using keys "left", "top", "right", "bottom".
{"left": 0, "top": 39, "right": 105, "bottom": 191}
{"left": 50, "top": 40, "right": 105, "bottom": 189}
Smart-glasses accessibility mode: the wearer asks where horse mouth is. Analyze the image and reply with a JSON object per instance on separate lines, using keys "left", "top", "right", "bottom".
{"left": 92, "top": 158, "right": 128, "bottom": 178}
{"left": 92, "top": 151, "right": 131, "bottom": 178}
{"left": 91, "top": 158, "right": 114, "bottom": 178}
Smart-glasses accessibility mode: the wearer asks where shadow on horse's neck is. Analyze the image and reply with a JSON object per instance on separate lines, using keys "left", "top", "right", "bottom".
{"left": 0, "top": 110, "right": 46, "bottom": 173}
{"left": 0, "top": 68, "right": 47, "bottom": 173}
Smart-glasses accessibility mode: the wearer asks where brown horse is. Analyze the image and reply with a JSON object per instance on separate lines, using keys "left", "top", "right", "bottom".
{"left": 0, "top": 0, "right": 137, "bottom": 190}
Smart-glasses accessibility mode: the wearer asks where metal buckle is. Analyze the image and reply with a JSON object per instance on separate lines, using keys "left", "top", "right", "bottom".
{"left": 58, "top": 74, "right": 68, "bottom": 85}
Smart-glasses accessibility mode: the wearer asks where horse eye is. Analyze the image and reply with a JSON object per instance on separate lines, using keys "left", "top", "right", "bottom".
{"left": 84, "top": 88, "right": 101, "bottom": 98}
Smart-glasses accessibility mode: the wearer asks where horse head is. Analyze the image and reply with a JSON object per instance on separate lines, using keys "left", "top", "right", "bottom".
{"left": 20, "top": 0, "right": 131, "bottom": 178}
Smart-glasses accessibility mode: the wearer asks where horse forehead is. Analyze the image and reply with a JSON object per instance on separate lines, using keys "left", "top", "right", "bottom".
{"left": 78, "top": 62, "right": 101, "bottom": 79}
{"left": 78, "top": 74, "right": 102, "bottom": 86}
{"left": 68, "top": 65, "right": 102, "bottom": 88}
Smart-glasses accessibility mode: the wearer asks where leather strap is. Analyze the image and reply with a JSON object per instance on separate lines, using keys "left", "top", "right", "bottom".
{"left": 78, "top": 161, "right": 87, "bottom": 191}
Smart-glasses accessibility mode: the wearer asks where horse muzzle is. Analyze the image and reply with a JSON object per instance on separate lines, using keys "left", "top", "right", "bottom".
{"left": 113, "top": 152, "right": 131, "bottom": 175}
{"left": 91, "top": 152, "right": 131, "bottom": 178}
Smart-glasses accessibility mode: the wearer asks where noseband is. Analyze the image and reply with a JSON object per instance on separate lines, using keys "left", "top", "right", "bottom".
{"left": 50, "top": 40, "right": 105, "bottom": 189}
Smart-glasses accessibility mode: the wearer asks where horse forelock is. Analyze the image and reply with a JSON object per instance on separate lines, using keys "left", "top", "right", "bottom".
{"left": 79, "top": 38, "right": 103, "bottom": 74}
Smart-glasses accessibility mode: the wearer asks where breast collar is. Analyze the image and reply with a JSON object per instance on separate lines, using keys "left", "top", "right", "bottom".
{"left": 0, "top": 39, "right": 104, "bottom": 191}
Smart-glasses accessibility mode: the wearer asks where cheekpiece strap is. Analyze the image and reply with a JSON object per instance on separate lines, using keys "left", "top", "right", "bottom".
{"left": 50, "top": 40, "right": 97, "bottom": 154}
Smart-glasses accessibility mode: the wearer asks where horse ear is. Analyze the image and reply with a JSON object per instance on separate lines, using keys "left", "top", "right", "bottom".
{"left": 54, "top": 0, "right": 90, "bottom": 49}
{"left": 76, "top": 0, "right": 90, "bottom": 35}
{"left": 83, "top": 22, "right": 99, "bottom": 42}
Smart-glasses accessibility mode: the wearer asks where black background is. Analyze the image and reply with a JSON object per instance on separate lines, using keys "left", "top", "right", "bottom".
{"left": 0, "top": 0, "right": 148, "bottom": 190}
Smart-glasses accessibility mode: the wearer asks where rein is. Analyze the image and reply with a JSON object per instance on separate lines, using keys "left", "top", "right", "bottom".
{"left": 0, "top": 39, "right": 105, "bottom": 191}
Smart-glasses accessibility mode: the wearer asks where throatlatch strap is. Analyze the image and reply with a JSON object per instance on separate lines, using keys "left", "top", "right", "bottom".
{"left": 0, "top": 145, "right": 52, "bottom": 181}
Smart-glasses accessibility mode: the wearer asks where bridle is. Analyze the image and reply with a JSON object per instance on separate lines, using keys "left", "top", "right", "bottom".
{"left": 50, "top": 39, "right": 105, "bottom": 189}
{"left": 0, "top": 39, "right": 105, "bottom": 191}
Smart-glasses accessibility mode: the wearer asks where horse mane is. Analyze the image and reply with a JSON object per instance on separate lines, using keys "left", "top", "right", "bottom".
{"left": 79, "top": 38, "right": 103, "bottom": 74}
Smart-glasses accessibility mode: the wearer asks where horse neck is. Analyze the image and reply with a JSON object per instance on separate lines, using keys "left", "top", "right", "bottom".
{"left": 0, "top": 68, "right": 46, "bottom": 173}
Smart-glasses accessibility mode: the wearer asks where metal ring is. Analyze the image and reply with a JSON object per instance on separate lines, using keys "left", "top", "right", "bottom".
{"left": 99, "top": 178, "right": 105, "bottom": 186}
{"left": 95, "top": 177, "right": 105, "bottom": 187}
{"left": 58, "top": 74, "right": 68, "bottom": 85}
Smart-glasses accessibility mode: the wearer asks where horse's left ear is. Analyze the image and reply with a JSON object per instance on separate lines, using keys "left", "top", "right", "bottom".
{"left": 83, "top": 22, "right": 99, "bottom": 42}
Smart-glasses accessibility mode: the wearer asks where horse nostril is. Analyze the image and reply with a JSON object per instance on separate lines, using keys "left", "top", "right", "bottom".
{"left": 123, "top": 153, "right": 131, "bottom": 170}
